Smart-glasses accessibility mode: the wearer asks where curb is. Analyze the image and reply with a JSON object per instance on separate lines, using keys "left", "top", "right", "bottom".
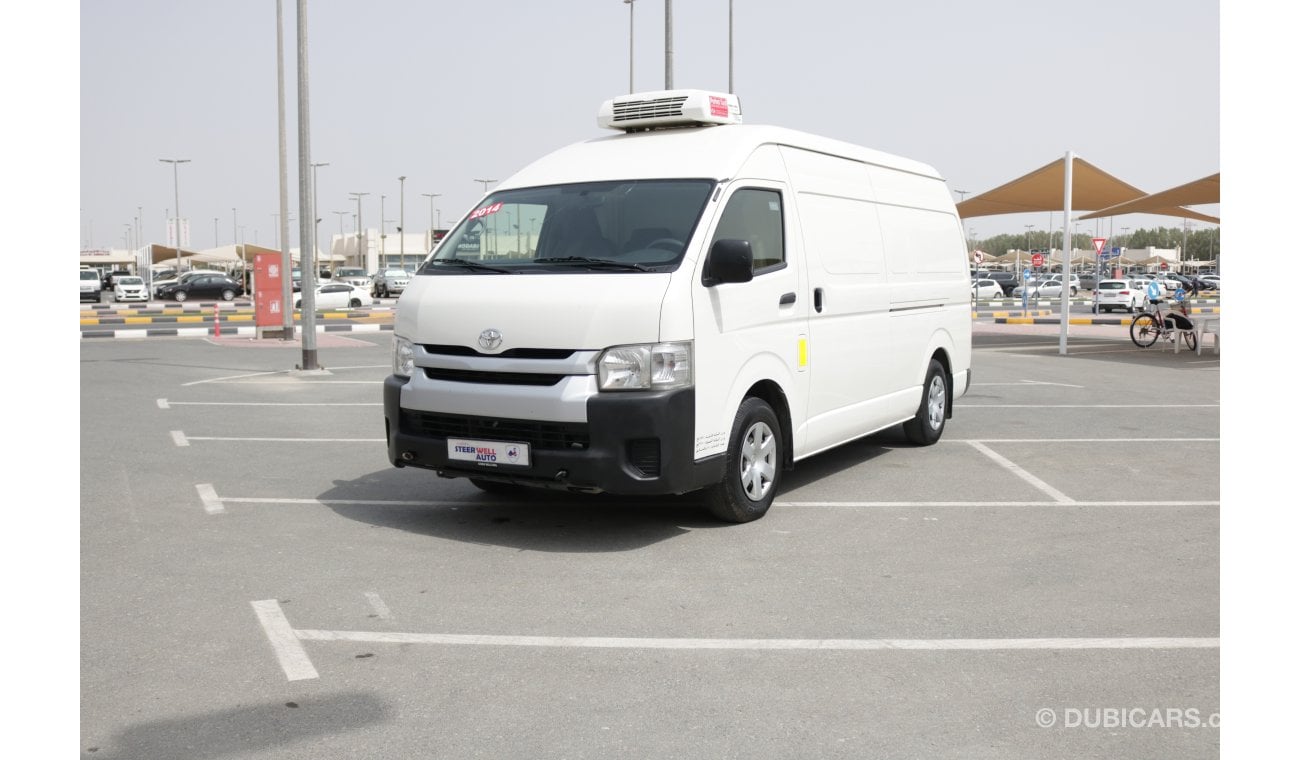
{"left": 80, "top": 323, "right": 394, "bottom": 340}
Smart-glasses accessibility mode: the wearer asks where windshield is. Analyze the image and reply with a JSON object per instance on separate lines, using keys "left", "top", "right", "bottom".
{"left": 81, "top": 271, "right": 99, "bottom": 281}
{"left": 337, "top": 268, "right": 366, "bottom": 277}
{"left": 422, "top": 179, "right": 714, "bottom": 275}
{"left": 118, "top": 277, "right": 143, "bottom": 286}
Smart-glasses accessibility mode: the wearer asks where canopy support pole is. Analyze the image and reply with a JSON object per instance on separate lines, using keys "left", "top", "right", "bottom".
{"left": 1059, "top": 151, "right": 1073, "bottom": 355}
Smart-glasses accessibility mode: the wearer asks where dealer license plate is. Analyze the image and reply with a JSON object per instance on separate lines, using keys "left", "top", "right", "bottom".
{"left": 447, "top": 438, "right": 531, "bottom": 467}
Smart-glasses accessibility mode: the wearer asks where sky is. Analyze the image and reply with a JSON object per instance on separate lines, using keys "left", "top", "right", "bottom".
{"left": 74, "top": 0, "right": 1222, "bottom": 253}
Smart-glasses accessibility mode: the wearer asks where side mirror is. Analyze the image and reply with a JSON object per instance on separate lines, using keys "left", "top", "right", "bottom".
{"left": 703, "top": 238, "right": 753, "bottom": 287}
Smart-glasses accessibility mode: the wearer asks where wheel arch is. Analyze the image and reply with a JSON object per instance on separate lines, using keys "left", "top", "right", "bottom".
{"left": 741, "top": 379, "right": 795, "bottom": 471}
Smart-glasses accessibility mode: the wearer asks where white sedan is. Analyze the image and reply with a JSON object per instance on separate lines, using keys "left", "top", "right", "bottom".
{"left": 1011, "top": 281, "right": 1065, "bottom": 299}
{"left": 294, "top": 281, "right": 371, "bottom": 310}
{"left": 971, "top": 279, "right": 1003, "bottom": 299}
{"left": 112, "top": 276, "right": 149, "bottom": 302}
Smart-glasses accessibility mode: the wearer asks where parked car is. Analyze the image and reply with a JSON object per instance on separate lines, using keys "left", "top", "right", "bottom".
{"left": 1043, "top": 273, "right": 1081, "bottom": 296}
{"left": 1199, "top": 274, "right": 1220, "bottom": 291}
{"left": 112, "top": 275, "right": 149, "bottom": 303}
{"left": 983, "top": 271, "right": 1020, "bottom": 295}
{"left": 1095, "top": 279, "right": 1146, "bottom": 313}
{"left": 371, "top": 268, "right": 412, "bottom": 298}
{"left": 334, "top": 267, "right": 372, "bottom": 289}
{"left": 971, "top": 278, "right": 1003, "bottom": 299}
{"left": 80, "top": 269, "right": 103, "bottom": 303}
{"left": 1011, "top": 281, "right": 1065, "bottom": 299}
{"left": 294, "top": 281, "right": 371, "bottom": 310}
{"left": 152, "top": 270, "right": 225, "bottom": 299}
{"left": 157, "top": 273, "right": 244, "bottom": 302}
{"left": 102, "top": 269, "right": 132, "bottom": 290}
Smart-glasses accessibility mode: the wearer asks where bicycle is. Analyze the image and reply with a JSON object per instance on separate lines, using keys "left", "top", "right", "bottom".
{"left": 1129, "top": 297, "right": 1198, "bottom": 352}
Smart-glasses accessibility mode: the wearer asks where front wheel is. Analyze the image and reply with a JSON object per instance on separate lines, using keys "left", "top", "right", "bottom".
{"left": 903, "top": 358, "right": 949, "bottom": 445}
{"left": 702, "top": 398, "right": 782, "bottom": 523}
{"left": 1182, "top": 329, "right": 1198, "bottom": 352}
{"left": 1130, "top": 312, "right": 1159, "bottom": 347}
{"left": 173, "top": 290, "right": 188, "bottom": 302}
{"left": 221, "top": 289, "right": 236, "bottom": 301}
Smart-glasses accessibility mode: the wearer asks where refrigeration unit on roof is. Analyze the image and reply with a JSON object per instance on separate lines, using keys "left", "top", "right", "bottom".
{"left": 597, "top": 90, "right": 743, "bottom": 131}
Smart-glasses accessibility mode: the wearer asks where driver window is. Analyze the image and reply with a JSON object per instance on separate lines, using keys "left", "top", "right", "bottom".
{"left": 711, "top": 188, "right": 785, "bottom": 273}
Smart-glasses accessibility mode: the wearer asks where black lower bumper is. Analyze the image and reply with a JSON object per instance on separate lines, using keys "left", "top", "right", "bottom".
{"left": 384, "top": 375, "right": 723, "bottom": 496}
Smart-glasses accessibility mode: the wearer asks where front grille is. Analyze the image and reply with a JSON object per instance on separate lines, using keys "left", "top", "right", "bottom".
{"left": 401, "top": 411, "right": 589, "bottom": 451}
{"left": 612, "top": 95, "right": 688, "bottom": 122}
{"left": 421, "top": 344, "right": 576, "bottom": 360}
{"left": 423, "top": 368, "right": 564, "bottom": 387}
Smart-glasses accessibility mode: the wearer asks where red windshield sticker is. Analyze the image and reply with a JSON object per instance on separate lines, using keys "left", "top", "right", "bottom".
{"left": 709, "top": 96, "right": 729, "bottom": 117}
{"left": 468, "top": 202, "right": 504, "bottom": 220}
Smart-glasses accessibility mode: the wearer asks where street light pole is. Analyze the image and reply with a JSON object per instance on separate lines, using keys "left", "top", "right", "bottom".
{"left": 664, "top": 0, "right": 673, "bottom": 88}
{"left": 398, "top": 175, "right": 406, "bottom": 269}
{"left": 380, "top": 194, "right": 386, "bottom": 269}
{"left": 332, "top": 210, "right": 348, "bottom": 239}
{"left": 350, "top": 192, "right": 369, "bottom": 269}
{"left": 159, "top": 158, "right": 190, "bottom": 271}
{"left": 473, "top": 178, "right": 496, "bottom": 197}
{"left": 421, "top": 192, "right": 441, "bottom": 248}
{"left": 311, "top": 162, "right": 328, "bottom": 269}
{"left": 623, "top": 0, "right": 635, "bottom": 93}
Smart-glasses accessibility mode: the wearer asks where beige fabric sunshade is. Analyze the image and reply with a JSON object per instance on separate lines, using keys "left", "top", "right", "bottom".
{"left": 955, "top": 159, "right": 1217, "bottom": 224}
{"left": 1077, "top": 173, "right": 1220, "bottom": 222}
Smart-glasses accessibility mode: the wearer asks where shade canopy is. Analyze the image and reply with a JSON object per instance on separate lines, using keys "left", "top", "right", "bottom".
{"left": 955, "top": 157, "right": 1147, "bottom": 219}
{"left": 1077, "top": 173, "right": 1220, "bottom": 222}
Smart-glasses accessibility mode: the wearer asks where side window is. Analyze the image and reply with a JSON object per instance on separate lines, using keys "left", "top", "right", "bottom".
{"left": 711, "top": 188, "right": 785, "bottom": 274}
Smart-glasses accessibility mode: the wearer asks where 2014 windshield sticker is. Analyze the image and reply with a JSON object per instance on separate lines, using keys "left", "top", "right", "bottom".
{"left": 468, "top": 202, "right": 504, "bottom": 220}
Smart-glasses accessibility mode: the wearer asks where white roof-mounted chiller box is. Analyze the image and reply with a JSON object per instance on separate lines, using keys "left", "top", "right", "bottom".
{"left": 597, "top": 89, "right": 743, "bottom": 131}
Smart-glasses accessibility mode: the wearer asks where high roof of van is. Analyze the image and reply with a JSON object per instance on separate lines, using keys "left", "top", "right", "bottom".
{"left": 496, "top": 124, "right": 944, "bottom": 192}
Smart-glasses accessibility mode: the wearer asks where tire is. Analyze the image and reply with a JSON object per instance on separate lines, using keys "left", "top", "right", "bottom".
{"left": 702, "top": 397, "right": 782, "bottom": 523}
{"left": 1130, "top": 313, "right": 1159, "bottom": 347}
{"left": 903, "top": 358, "right": 949, "bottom": 446}
{"left": 221, "top": 289, "right": 236, "bottom": 301}
{"left": 173, "top": 290, "right": 188, "bottom": 302}
{"left": 349, "top": 298, "right": 362, "bottom": 308}
{"left": 1182, "top": 330, "right": 1198, "bottom": 352}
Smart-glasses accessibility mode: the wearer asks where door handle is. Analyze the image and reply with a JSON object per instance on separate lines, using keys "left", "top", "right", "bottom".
{"left": 779, "top": 292, "right": 796, "bottom": 305}
{"left": 814, "top": 288, "right": 824, "bottom": 313}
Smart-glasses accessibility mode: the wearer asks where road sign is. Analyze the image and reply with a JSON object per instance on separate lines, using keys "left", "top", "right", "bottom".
{"left": 1031, "top": 253, "right": 1044, "bottom": 267}
{"left": 1092, "top": 237, "right": 1107, "bottom": 254}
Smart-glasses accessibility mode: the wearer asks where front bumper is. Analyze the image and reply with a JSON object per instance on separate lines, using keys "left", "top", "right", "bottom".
{"left": 384, "top": 375, "right": 723, "bottom": 496}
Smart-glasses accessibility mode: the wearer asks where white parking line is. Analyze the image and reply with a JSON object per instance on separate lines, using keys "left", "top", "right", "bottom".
{"left": 956, "top": 404, "right": 1219, "bottom": 409}
{"left": 160, "top": 402, "right": 382, "bottom": 407}
{"left": 967, "top": 441, "right": 1074, "bottom": 503}
{"left": 250, "top": 599, "right": 1217, "bottom": 682}
{"left": 366, "top": 592, "right": 394, "bottom": 621}
{"left": 171, "top": 430, "right": 189, "bottom": 447}
{"left": 250, "top": 600, "right": 319, "bottom": 681}
{"left": 179, "top": 435, "right": 384, "bottom": 443}
{"left": 195, "top": 484, "right": 224, "bottom": 514}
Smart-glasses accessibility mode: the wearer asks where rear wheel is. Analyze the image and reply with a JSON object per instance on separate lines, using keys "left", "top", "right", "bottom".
{"left": 221, "top": 289, "right": 236, "bottom": 301}
{"left": 173, "top": 290, "right": 188, "bottom": 302}
{"left": 1130, "top": 313, "right": 1159, "bottom": 347}
{"left": 349, "top": 298, "right": 362, "bottom": 308}
{"left": 1182, "top": 330, "right": 1198, "bottom": 352}
{"left": 703, "top": 398, "right": 782, "bottom": 523}
{"left": 903, "top": 359, "right": 949, "bottom": 445}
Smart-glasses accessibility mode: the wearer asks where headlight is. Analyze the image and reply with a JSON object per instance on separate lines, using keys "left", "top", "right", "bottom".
{"left": 392, "top": 335, "right": 415, "bottom": 378}
{"left": 597, "top": 342, "right": 692, "bottom": 391}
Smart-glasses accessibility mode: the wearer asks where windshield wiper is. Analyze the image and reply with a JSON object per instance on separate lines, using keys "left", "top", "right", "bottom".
{"left": 531, "top": 256, "right": 650, "bottom": 272}
{"left": 428, "top": 258, "right": 513, "bottom": 274}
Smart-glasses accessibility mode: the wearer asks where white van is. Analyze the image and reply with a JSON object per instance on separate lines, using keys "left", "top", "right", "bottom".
{"left": 385, "top": 90, "right": 971, "bottom": 522}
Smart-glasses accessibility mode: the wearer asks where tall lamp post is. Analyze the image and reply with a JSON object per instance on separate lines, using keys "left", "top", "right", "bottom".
{"left": 398, "top": 176, "right": 406, "bottom": 269}
{"left": 379, "top": 194, "right": 386, "bottom": 269}
{"left": 350, "top": 191, "right": 369, "bottom": 269}
{"left": 332, "top": 210, "right": 348, "bottom": 240}
{"left": 624, "top": 0, "right": 635, "bottom": 93}
{"left": 311, "top": 162, "right": 328, "bottom": 269}
{"left": 474, "top": 178, "right": 497, "bottom": 197}
{"left": 421, "top": 192, "right": 441, "bottom": 243}
{"left": 159, "top": 158, "right": 190, "bottom": 271}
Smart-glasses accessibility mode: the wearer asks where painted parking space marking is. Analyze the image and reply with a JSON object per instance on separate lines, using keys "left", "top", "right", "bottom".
{"left": 366, "top": 593, "right": 394, "bottom": 621}
{"left": 171, "top": 430, "right": 189, "bottom": 447}
{"left": 968, "top": 441, "right": 1074, "bottom": 503}
{"left": 250, "top": 600, "right": 1217, "bottom": 683}
{"left": 195, "top": 483, "right": 225, "bottom": 515}
{"left": 160, "top": 401, "right": 381, "bottom": 407}
{"left": 176, "top": 434, "right": 384, "bottom": 443}
{"left": 250, "top": 600, "right": 320, "bottom": 682}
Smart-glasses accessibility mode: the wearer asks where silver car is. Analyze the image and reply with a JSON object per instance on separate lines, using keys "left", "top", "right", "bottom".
{"left": 371, "top": 268, "right": 412, "bottom": 298}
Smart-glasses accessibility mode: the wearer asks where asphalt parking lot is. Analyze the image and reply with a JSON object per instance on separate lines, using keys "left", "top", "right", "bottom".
{"left": 80, "top": 325, "right": 1219, "bottom": 759}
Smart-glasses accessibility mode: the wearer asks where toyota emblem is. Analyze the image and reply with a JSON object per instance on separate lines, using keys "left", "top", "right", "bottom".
{"left": 478, "top": 328, "right": 503, "bottom": 351}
